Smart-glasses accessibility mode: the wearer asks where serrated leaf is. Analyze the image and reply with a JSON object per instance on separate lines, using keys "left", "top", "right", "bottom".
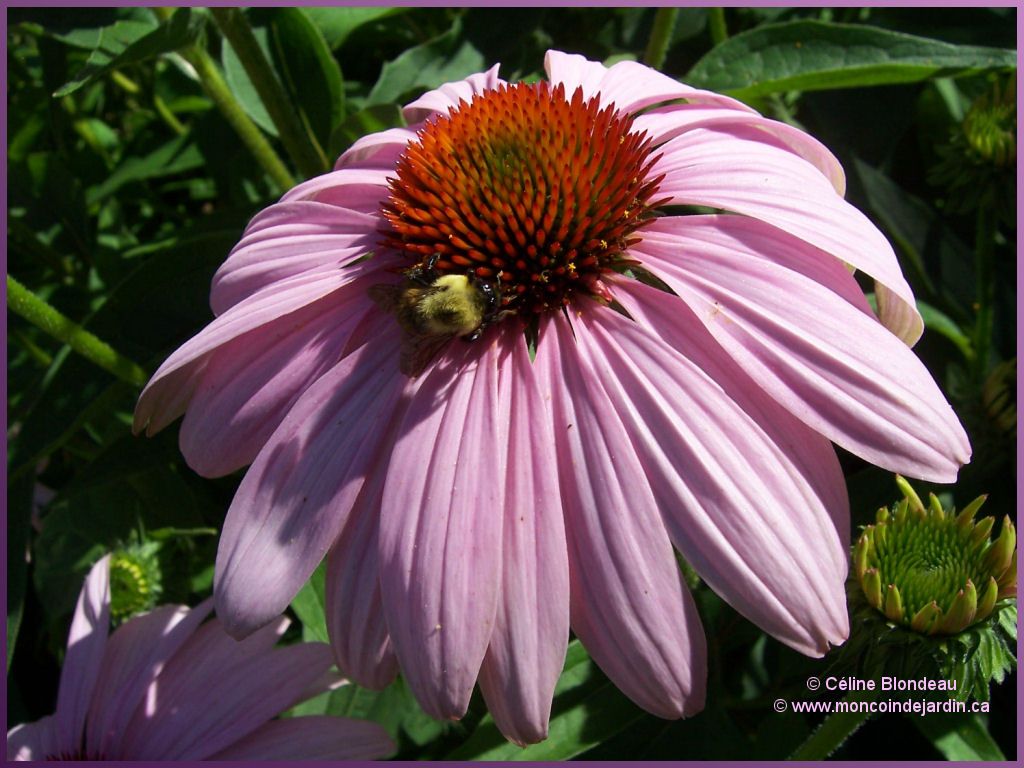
{"left": 367, "top": 18, "right": 485, "bottom": 106}
{"left": 303, "top": 7, "right": 403, "bottom": 49}
{"left": 54, "top": 9, "right": 205, "bottom": 98}
{"left": 290, "top": 561, "right": 328, "bottom": 643}
{"left": 914, "top": 713, "right": 1005, "bottom": 761}
{"left": 686, "top": 21, "right": 1017, "bottom": 98}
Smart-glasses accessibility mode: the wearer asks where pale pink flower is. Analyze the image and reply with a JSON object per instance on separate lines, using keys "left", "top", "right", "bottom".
{"left": 134, "top": 51, "right": 970, "bottom": 744}
{"left": 6, "top": 556, "right": 394, "bottom": 760}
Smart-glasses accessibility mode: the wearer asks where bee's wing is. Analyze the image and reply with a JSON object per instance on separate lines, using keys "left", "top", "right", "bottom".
{"left": 368, "top": 283, "right": 405, "bottom": 312}
{"left": 400, "top": 333, "right": 453, "bottom": 378}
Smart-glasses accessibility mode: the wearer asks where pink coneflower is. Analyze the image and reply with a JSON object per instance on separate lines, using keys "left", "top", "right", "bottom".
{"left": 6, "top": 556, "right": 394, "bottom": 760}
{"left": 134, "top": 51, "right": 970, "bottom": 744}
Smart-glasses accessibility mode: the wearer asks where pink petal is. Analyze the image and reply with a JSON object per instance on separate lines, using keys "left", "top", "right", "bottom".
{"left": 209, "top": 716, "right": 395, "bottom": 761}
{"left": 325, "top": 473, "right": 399, "bottom": 690}
{"left": 632, "top": 105, "right": 845, "bottom": 194}
{"left": 134, "top": 266, "right": 366, "bottom": 437}
{"left": 85, "top": 599, "right": 214, "bottom": 759}
{"left": 210, "top": 201, "right": 383, "bottom": 315}
{"left": 616, "top": 279, "right": 851, "bottom": 551}
{"left": 533, "top": 317, "right": 706, "bottom": 719}
{"left": 178, "top": 295, "right": 374, "bottom": 477}
{"left": 215, "top": 319, "right": 408, "bottom": 639}
{"left": 7, "top": 717, "right": 59, "bottom": 761}
{"left": 477, "top": 333, "right": 570, "bottom": 745}
{"left": 114, "top": 617, "right": 287, "bottom": 756}
{"left": 402, "top": 64, "right": 503, "bottom": 123}
{"left": 122, "top": 628, "right": 338, "bottom": 760}
{"left": 55, "top": 556, "right": 110, "bottom": 753}
{"left": 583, "top": 289, "right": 849, "bottom": 654}
{"left": 651, "top": 124, "right": 923, "bottom": 344}
{"left": 280, "top": 167, "right": 392, "bottom": 212}
{"left": 378, "top": 333, "right": 506, "bottom": 720}
{"left": 544, "top": 50, "right": 753, "bottom": 114}
{"left": 634, "top": 216, "right": 971, "bottom": 482}
{"left": 334, "top": 126, "right": 420, "bottom": 171}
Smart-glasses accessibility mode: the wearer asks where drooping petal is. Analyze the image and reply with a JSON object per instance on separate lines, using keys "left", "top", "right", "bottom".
{"left": 615, "top": 279, "right": 850, "bottom": 552}
{"left": 544, "top": 50, "right": 753, "bottom": 114}
{"left": 378, "top": 333, "right": 506, "bottom": 720}
{"left": 577, "top": 295, "right": 849, "bottom": 654}
{"left": 634, "top": 215, "right": 971, "bottom": 482}
{"left": 334, "top": 126, "right": 421, "bottom": 171}
{"left": 214, "top": 319, "right": 408, "bottom": 639}
{"left": 121, "top": 626, "right": 339, "bottom": 760}
{"left": 209, "top": 716, "right": 395, "bottom": 761}
{"left": 86, "top": 599, "right": 214, "bottom": 758}
{"left": 325, "top": 469, "right": 399, "bottom": 691}
{"left": 402, "top": 64, "right": 504, "bottom": 123}
{"left": 7, "top": 718, "right": 59, "bottom": 761}
{"left": 477, "top": 332, "right": 570, "bottom": 745}
{"left": 651, "top": 124, "right": 923, "bottom": 344}
{"left": 632, "top": 105, "right": 845, "bottom": 194}
{"left": 280, "top": 167, "right": 392, "bottom": 212}
{"left": 134, "top": 265, "right": 378, "bottom": 437}
{"left": 210, "top": 201, "right": 384, "bottom": 315}
{"left": 54, "top": 555, "right": 111, "bottom": 754}
{"left": 178, "top": 296, "right": 374, "bottom": 477}
{"left": 533, "top": 317, "right": 706, "bottom": 719}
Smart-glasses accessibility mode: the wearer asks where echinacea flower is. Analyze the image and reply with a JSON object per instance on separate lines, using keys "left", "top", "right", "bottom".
{"left": 134, "top": 51, "right": 970, "bottom": 743}
{"left": 6, "top": 556, "right": 394, "bottom": 760}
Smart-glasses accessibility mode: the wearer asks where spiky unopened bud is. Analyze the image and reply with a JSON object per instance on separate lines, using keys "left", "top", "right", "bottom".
{"left": 109, "top": 543, "right": 162, "bottom": 623}
{"left": 854, "top": 478, "right": 1016, "bottom": 636}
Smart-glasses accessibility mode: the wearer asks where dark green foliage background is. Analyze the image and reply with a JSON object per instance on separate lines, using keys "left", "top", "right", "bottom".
{"left": 6, "top": 6, "right": 1017, "bottom": 761}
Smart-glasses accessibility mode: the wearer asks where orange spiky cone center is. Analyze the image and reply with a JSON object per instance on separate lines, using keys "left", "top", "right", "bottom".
{"left": 382, "top": 81, "right": 663, "bottom": 318}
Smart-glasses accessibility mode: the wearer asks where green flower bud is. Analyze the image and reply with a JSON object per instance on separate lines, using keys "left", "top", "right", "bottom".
{"left": 109, "top": 542, "right": 163, "bottom": 623}
{"left": 853, "top": 477, "right": 1016, "bottom": 636}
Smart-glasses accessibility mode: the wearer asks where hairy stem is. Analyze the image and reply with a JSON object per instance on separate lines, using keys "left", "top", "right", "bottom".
{"left": 708, "top": 8, "right": 729, "bottom": 45}
{"left": 7, "top": 275, "right": 149, "bottom": 388}
{"left": 643, "top": 7, "right": 679, "bottom": 70}
{"left": 154, "top": 7, "right": 295, "bottom": 191}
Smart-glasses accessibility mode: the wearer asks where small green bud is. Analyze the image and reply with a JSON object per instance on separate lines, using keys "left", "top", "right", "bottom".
{"left": 853, "top": 478, "right": 1015, "bottom": 636}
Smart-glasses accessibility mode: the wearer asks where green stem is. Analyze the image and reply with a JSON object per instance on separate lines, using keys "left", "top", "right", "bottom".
{"left": 210, "top": 7, "right": 327, "bottom": 178}
{"left": 153, "top": 93, "right": 187, "bottom": 136}
{"left": 6, "top": 275, "right": 149, "bottom": 388}
{"left": 787, "top": 691, "right": 877, "bottom": 760}
{"left": 642, "top": 7, "right": 678, "bottom": 70}
{"left": 154, "top": 7, "right": 295, "bottom": 191}
{"left": 971, "top": 204, "right": 996, "bottom": 386}
{"left": 708, "top": 8, "right": 729, "bottom": 45}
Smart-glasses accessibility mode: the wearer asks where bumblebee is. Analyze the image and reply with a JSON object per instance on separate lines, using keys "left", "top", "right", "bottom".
{"left": 369, "top": 256, "right": 504, "bottom": 377}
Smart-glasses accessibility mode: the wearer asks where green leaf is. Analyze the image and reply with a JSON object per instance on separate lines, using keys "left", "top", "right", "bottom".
{"left": 222, "top": 9, "right": 343, "bottom": 155}
{"left": 447, "top": 641, "right": 645, "bottom": 760}
{"left": 914, "top": 713, "right": 1005, "bottom": 761}
{"left": 267, "top": 9, "right": 343, "bottom": 154}
{"left": 686, "top": 21, "right": 1017, "bottom": 98}
{"left": 367, "top": 18, "right": 485, "bottom": 107}
{"left": 289, "top": 562, "right": 328, "bottom": 643}
{"left": 328, "top": 102, "right": 405, "bottom": 159}
{"left": 6, "top": 474, "right": 33, "bottom": 671}
{"left": 54, "top": 9, "right": 205, "bottom": 98}
{"left": 916, "top": 300, "right": 973, "bottom": 360}
{"left": 303, "top": 7, "right": 403, "bottom": 49}
{"left": 85, "top": 133, "right": 204, "bottom": 205}
{"left": 852, "top": 157, "right": 975, "bottom": 320}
